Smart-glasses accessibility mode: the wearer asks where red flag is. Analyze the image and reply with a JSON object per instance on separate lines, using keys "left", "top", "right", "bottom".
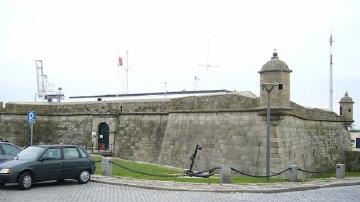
{"left": 118, "top": 56, "right": 123, "bottom": 66}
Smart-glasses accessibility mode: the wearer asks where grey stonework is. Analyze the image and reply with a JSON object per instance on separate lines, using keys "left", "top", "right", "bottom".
{"left": 114, "top": 114, "right": 168, "bottom": 163}
{"left": 158, "top": 111, "right": 268, "bottom": 175}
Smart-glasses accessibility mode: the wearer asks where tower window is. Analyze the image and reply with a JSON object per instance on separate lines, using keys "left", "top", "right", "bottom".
{"left": 348, "top": 109, "right": 352, "bottom": 112}
{"left": 278, "top": 84, "right": 283, "bottom": 90}
{"left": 340, "top": 106, "right": 343, "bottom": 115}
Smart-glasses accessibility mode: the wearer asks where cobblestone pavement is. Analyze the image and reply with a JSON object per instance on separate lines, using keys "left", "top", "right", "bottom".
{"left": 0, "top": 181, "right": 359, "bottom": 202}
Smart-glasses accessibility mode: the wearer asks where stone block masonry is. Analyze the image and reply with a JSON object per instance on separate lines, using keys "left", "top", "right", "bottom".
{"left": 114, "top": 114, "right": 168, "bottom": 163}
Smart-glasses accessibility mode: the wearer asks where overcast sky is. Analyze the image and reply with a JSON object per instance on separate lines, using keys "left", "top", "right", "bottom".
{"left": 0, "top": 0, "right": 359, "bottom": 127}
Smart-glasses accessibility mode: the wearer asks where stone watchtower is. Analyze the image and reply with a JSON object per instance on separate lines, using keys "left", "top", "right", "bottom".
{"left": 258, "top": 51, "right": 292, "bottom": 108}
{"left": 339, "top": 91, "right": 354, "bottom": 128}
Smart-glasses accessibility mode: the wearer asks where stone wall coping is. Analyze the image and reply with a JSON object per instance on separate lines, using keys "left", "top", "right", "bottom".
{"left": 0, "top": 97, "right": 348, "bottom": 123}
{"left": 0, "top": 112, "right": 169, "bottom": 116}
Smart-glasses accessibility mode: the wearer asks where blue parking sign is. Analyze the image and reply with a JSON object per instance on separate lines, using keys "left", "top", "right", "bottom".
{"left": 27, "top": 111, "right": 37, "bottom": 124}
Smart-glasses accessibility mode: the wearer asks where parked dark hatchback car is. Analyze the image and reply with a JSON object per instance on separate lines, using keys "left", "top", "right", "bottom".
{"left": 0, "top": 141, "right": 22, "bottom": 163}
{"left": 0, "top": 145, "right": 95, "bottom": 190}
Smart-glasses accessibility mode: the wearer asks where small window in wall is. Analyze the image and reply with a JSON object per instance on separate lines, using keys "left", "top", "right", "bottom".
{"left": 278, "top": 84, "right": 283, "bottom": 90}
{"left": 348, "top": 109, "right": 352, "bottom": 112}
{"left": 340, "top": 107, "right": 343, "bottom": 115}
{"left": 356, "top": 138, "right": 360, "bottom": 148}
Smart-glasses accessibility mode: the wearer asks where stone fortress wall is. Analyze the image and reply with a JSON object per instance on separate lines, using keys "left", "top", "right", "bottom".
{"left": 0, "top": 100, "right": 169, "bottom": 164}
{"left": 0, "top": 51, "right": 354, "bottom": 175}
{"left": 0, "top": 92, "right": 352, "bottom": 174}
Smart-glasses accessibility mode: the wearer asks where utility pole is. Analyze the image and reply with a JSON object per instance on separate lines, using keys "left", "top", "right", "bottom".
{"left": 329, "top": 34, "right": 334, "bottom": 111}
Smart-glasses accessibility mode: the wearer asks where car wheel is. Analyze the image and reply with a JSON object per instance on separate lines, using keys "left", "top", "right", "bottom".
{"left": 18, "top": 172, "right": 33, "bottom": 190}
{"left": 0, "top": 183, "right": 5, "bottom": 187}
{"left": 78, "top": 170, "right": 90, "bottom": 184}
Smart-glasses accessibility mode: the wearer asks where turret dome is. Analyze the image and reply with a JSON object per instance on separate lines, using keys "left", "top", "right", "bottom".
{"left": 259, "top": 51, "right": 292, "bottom": 73}
{"left": 340, "top": 92, "right": 354, "bottom": 103}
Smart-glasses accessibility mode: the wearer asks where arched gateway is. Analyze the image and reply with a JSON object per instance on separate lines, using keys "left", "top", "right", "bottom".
{"left": 98, "top": 122, "right": 109, "bottom": 150}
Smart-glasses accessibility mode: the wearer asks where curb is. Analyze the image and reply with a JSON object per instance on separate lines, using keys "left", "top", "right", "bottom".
{"left": 90, "top": 177, "right": 360, "bottom": 193}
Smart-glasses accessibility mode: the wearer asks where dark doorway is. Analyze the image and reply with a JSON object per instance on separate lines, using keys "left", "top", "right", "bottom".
{"left": 98, "top": 122, "right": 109, "bottom": 150}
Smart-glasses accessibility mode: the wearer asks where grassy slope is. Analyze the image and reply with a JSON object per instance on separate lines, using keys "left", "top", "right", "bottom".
{"left": 93, "top": 156, "right": 287, "bottom": 183}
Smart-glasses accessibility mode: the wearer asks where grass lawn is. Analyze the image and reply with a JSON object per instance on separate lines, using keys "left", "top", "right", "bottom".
{"left": 92, "top": 155, "right": 102, "bottom": 175}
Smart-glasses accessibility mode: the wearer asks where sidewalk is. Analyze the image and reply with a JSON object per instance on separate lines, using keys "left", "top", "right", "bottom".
{"left": 91, "top": 175, "right": 360, "bottom": 193}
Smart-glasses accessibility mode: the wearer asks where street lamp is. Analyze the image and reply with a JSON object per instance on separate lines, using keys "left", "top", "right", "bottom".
{"left": 261, "top": 83, "right": 282, "bottom": 181}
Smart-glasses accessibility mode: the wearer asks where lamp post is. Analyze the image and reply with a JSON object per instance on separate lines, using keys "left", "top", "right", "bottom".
{"left": 261, "top": 83, "right": 280, "bottom": 181}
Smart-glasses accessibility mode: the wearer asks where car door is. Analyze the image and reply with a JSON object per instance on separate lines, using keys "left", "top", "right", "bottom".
{"left": 62, "top": 147, "right": 82, "bottom": 179}
{"left": 35, "top": 148, "right": 63, "bottom": 181}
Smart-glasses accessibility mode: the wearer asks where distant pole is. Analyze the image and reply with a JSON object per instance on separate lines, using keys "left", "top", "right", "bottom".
{"left": 193, "top": 76, "right": 200, "bottom": 90}
{"left": 125, "top": 50, "right": 129, "bottom": 94}
{"left": 329, "top": 34, "right": 334, "bottom": 111}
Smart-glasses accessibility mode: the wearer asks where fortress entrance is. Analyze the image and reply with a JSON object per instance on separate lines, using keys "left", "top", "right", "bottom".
{"left": 98, "top": 122, "right": 109, "bottom": 150}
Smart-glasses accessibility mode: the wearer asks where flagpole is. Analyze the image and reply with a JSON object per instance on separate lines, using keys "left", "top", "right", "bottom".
{"left": 117, "top": 55, "right": 124, "bottom": 97}
{"left": 117, "top": 64, "right": 120, "bottom": 97}
{"left": 126, "top": 50, "right": 129, "bottom": 94}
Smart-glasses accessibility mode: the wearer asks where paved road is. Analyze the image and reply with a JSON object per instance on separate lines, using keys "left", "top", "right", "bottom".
{"left": 0, "top": 181, "right": 359, "bottom": 202}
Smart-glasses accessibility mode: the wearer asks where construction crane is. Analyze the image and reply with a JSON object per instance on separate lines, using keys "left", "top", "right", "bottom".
{"left": 34, "top": 60, "right": 64, "bottom": 102}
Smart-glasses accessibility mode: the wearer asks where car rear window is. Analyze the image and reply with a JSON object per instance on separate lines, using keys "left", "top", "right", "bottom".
{"left": 78, "top": 147, "right": 88, "bottom": 158}
{"left": 63, "top": 147, "right": 80, "bottom": 159}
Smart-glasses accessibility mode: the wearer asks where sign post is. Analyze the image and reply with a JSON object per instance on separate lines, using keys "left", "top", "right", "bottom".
{"left": 27, "top": 112, "right": 37, "bottom": 146}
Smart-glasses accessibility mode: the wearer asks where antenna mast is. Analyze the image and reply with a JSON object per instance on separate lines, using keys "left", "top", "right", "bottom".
{"left": 329, "top": 34, "right": 334, "bottom": 111}
{"left": 198, "top": 38, "right": 219, "bottom": 89}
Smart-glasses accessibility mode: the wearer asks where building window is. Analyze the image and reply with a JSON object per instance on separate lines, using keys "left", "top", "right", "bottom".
{"left": 348, "top": 109, "right": 352, "bottom": 112}
{"left": 356, "top": 138, "right": 360, "bottom": 148}
{"left": 278, "top": 84, "right": 283, "bottom": 90}
{"left": 340, "top": 107, "right": 343, "bottom": 115}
